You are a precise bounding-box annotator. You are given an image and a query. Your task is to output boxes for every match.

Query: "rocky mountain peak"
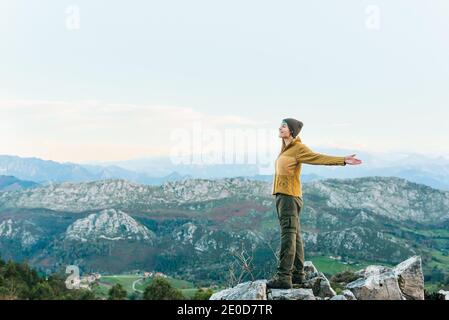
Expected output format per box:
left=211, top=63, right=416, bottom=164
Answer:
left=64, top=209, right=154, bottom=242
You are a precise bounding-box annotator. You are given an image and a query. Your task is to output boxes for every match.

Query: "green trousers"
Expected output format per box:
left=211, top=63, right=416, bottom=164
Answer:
left=275, top=193, right=305, bottom=280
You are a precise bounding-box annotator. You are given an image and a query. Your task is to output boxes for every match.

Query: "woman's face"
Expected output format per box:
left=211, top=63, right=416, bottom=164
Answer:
left=278, top=121, right=291, bottom=138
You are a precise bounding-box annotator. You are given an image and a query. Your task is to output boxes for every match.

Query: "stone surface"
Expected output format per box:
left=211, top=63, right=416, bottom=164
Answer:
left=438, top=290, right=449, bottom=300
left=342, top=289, right=357, bottom=300
left=300, top=261, right=336, bottom=298
left=346, top=256, right=425, bottom=300
left=209, top=280, right=267, bottom=300
left=267, top=288, right=315, bottom=300
left=304, top=261, right=319, bottom=275
left=302, top=272, right=336, bottom=298
left=355, top=265, right=391, bottom=278
left=392, top=256, right=424, bottom=300
left=330, top=295, right=347, bottom=300
left=346, top=271, right=404, bottom=300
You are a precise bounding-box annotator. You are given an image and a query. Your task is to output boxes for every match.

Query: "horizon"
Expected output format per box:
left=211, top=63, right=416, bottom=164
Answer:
left=1, top=146, right=449, bottom=167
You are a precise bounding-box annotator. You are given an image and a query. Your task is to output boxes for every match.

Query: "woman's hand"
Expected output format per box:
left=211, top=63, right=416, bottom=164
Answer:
left=344, top=154, right=362, bottom=165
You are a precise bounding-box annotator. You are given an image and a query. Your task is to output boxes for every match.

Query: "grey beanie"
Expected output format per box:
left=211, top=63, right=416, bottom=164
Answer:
left=282, top=118, right=303, bottom=138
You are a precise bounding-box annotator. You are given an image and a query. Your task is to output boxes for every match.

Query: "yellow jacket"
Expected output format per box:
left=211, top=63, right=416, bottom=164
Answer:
left=272, top=136, right=346, bottom=197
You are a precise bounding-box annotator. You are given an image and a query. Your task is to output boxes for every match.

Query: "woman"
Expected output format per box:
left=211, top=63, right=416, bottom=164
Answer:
left=267, top=118, right=362, bottom=289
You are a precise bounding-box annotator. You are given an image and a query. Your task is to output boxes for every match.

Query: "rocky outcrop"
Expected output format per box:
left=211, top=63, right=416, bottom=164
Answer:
left=0, top=177, right=271, bottom=212
left=393, top=256, right=425, bottom=300
left=64, top=209, right=155, bottom=243
left=346, top=270, right=403, bottom=300
left=209, top=280, right=268, bottom=300
left=268, top=288, right=315, bottom=300
left=210, top=256, right=425, bottom=300
left=210, top=261, right=335, bottom=300
left=345, top=256, right=424, bottom=300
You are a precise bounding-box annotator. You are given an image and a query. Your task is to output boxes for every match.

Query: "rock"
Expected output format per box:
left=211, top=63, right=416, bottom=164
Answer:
left=267, top=288, right=315, bottom=300
left=330, top=295, right=347, bottom=300
left=346, top=271, right=403, bottom=300
left=302, top=272, right=336, bottom=298
left=346, top=256, right=425, bottom=300
left=304, top=261, right=319, bottom=275
left=209, top=280, right=267, bottom=300
left=342, top=289, right=357, bottom=300
left=300, top=261, right=336, bottom=298
left=438, top=290, right=449, bottom=300
left=209, top=261, right=335, bottom=300
left=392, top=256, right=424, bottom=300
left=355, top=265, right=391, bottom=278
left=209, top=257, right=425, bottom=301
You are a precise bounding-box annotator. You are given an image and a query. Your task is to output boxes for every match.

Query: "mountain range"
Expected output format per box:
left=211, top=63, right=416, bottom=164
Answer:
left=0, top=175, right=39, bottom=191
left=0, top=175, right=448, bottom=287
left=1, top=151, right=449, bottom=191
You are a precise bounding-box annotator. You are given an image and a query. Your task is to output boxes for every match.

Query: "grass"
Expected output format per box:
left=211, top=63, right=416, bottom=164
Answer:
left=308, top=255, right=381, bottom=275
left=181, top=288, right=201, bottom=299
left=427, top=249, right=449, bottom=269
left=95, top=274, right=197, bottom=299
left=424, top=282, right=447, bottom=292
left=401, top=226, right=449, bottom=238
left=98, top=275, right=141, bottom=291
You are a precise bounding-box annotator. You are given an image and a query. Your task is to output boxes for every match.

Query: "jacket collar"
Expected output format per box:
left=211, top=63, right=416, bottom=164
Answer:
left=280, top=136, right=301, bottom=154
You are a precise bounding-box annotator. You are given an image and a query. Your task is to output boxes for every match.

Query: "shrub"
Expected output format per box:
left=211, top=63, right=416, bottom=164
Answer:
left=108, top=283, right=127, bottom=300
left=143, top=276, right=184, bottom=300
left=192, top=288, right=214, bottom=300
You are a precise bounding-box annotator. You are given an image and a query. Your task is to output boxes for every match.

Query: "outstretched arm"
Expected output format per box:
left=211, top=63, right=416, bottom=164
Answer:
left=296, top=144, right=362, bottom=166
left=296, top=143, right=346, bottom=166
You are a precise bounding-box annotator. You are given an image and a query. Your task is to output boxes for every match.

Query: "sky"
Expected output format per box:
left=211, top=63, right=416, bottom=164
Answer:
left=1, top=0, right=448, bottom=163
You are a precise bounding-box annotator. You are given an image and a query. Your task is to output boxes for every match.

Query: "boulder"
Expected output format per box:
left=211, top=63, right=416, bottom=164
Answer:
left=209, top=280, right=267, bottom=300
left=346, top=256, right=425, bottom=300
left=346, top=271, right=404, bottom=300
left=302, top=272, right=336, bottom=298
left=392, top=256, right=424, bottom=300
left=355, top=265, right=391, bottom=278
left=300, top=260, right=336, bottom=298
left=267, top=288, right=315, bottom=300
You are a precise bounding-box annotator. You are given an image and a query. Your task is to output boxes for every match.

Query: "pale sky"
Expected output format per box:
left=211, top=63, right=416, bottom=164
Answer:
left=1, top=1, right=448, bottom=162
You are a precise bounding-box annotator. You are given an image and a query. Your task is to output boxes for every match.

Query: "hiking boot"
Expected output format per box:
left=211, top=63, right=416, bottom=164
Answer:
left=292, top=274, right=305, bottom=286
left=266, top=276, right=292, bottom=289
